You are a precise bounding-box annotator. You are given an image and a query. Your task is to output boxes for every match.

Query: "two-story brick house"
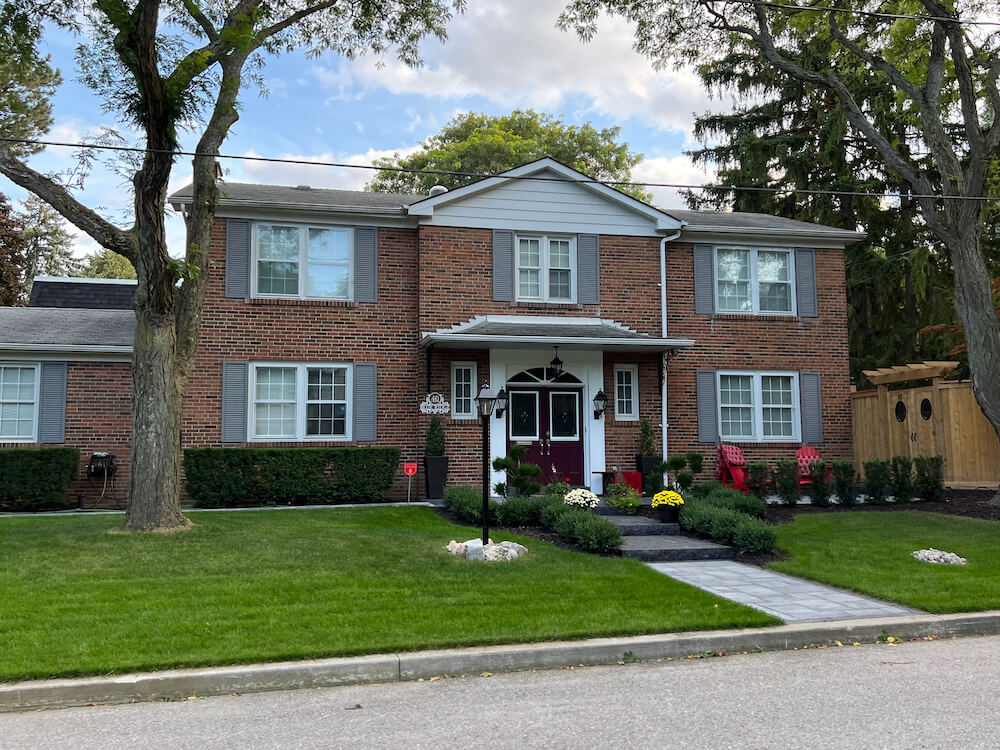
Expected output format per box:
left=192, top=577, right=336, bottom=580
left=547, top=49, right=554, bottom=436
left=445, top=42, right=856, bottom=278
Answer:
left=0, top=158, right=863, bottom=506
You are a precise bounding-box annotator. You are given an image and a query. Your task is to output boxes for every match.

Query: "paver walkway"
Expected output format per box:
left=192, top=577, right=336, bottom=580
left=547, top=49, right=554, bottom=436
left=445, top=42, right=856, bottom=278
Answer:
left=649, top=560, right=919, bottom=623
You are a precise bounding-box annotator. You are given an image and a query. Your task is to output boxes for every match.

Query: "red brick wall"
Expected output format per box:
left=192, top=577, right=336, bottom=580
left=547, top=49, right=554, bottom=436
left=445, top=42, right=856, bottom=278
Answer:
left=663, top=241, right=853, bottom=479
left=604, top=352, right=662, bottom=473
left=65, top=361, right=133, bottom=508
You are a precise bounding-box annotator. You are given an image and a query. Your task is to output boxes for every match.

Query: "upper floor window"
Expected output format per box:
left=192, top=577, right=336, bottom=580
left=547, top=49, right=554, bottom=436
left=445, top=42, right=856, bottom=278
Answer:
left=251, top=362, right=351, bottom=441
left=516, top=234, right=575, bottom=303
left=614, top=364, right=638, bottom=421
left=451, top=362, right=477, bottom=420
left=254, top=223, right=353, bottom=300
left=716, top=247, right=795, bottom=315
left=0, top=363, right=38, bottom=442
left=718, top=371, right=799, bottom=442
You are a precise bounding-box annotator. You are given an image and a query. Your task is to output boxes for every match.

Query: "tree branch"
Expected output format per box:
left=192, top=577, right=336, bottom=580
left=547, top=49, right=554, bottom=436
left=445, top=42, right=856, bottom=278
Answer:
left=180, top=0, right=219, bottom=41
left=0, top=147, right=137, bottom=261
left=253, top=0, right=341, bottom=45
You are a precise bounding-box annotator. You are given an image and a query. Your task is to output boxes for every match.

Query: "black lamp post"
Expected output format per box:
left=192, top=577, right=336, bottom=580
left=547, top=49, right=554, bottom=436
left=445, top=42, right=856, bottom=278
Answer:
left=475, top=385, right=507, bottom=545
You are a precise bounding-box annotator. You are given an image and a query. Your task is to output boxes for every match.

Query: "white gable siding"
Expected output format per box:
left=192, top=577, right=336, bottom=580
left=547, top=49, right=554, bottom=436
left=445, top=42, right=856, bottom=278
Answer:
left=419, top=172, right=661, bottom=236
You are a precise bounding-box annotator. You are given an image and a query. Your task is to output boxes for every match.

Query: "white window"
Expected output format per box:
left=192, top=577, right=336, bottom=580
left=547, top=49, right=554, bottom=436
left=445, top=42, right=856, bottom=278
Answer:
left=250, top=363, right=351, bottom=441
left=516, top=234, right=576, bottom=302
left=614, top=365, right=638, bottom=421
left=0, top=363, right=38, bottom=442
left=451, top=362, right=477, bottom=419
left=718, top=371, right=799, bottom=443
left=715, top=247, right=795, bottom=314
left=254, top=223, right=353, bottom=300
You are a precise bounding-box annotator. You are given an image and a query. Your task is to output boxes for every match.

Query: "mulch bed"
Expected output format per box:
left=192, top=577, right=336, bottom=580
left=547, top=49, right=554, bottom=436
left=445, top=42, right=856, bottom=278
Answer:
left=766, top=488, right=1000, bottom=525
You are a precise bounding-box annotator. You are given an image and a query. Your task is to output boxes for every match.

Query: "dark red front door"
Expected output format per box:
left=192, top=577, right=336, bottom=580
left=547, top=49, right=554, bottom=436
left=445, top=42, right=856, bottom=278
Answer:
left=507, top=388, right=584, bottom=485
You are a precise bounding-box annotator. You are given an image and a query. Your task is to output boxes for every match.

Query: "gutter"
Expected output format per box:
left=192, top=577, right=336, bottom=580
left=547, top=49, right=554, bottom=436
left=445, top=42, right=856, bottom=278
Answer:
left=418, top=333, right=695, bottom=350
left=660, top=229, right=681, bottom=470
left=0, top=343, right=134, bottom=355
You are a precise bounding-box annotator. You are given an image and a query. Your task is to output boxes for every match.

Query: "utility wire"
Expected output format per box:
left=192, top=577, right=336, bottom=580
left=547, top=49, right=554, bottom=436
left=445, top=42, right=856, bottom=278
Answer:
left=1, top=135, right=997, bottom=202
left=718, top=0, right=1000, bottom=26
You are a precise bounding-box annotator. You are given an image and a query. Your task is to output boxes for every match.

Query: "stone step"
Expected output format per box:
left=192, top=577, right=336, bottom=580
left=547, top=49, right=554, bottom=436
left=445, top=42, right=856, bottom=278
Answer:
left=620, top=535, right=734, bottom=562
left=605, top=515, right=679, bottom=536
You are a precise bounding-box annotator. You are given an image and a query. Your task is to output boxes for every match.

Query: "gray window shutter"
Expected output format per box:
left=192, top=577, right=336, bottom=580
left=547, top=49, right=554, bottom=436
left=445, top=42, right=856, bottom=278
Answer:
left=221, top=362, right=248, bottom=443
left=795, top=248, right=818, bottom=317
left=696, top=369, right=718, bottom=443
left=800, top=371, right=823, bottom=444
left=226, top=219, right=251, bottom=299
left=38, top=361, right=67, bottom=444
left=354, top=226, right=377, bottom=303
left=577, top=233, right=600, bottom=304
left=353, top=363, right=377, bottom=442
left=693, top=243, right=715, bottom=315
left=493, top=229, right=514, bottom=302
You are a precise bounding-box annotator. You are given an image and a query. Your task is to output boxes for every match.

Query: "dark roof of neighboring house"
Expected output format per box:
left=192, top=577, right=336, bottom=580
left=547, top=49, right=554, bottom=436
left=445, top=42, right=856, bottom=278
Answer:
left=169, top=182, right=423, bottom=211
left=0, top=307, right=135, bottom=349
left=29, top=277, right=136, bottom=309
left=663, top=209, right=857, bottom=236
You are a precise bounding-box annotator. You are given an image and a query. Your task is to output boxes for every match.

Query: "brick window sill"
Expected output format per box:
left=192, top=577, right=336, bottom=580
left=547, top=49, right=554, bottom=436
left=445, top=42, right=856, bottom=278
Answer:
left=249, top=298, right=358, bottom=309
left=710, top=313, right=801, bottom=322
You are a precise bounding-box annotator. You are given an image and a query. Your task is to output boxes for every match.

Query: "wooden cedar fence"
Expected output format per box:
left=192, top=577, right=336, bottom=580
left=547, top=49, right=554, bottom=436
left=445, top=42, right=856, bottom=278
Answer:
left=851, top=361, right=1000, bottom=488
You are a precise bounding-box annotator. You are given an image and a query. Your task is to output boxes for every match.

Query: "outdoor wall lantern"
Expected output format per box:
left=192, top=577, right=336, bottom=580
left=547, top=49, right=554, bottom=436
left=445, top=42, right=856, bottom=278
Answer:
left=593, top=389, right=608, bottom=420
left=549, top=346, right=564, bottom=378
left=475, top=385, right=502, bottom=545
left=494, top=387, right=508, bottom=419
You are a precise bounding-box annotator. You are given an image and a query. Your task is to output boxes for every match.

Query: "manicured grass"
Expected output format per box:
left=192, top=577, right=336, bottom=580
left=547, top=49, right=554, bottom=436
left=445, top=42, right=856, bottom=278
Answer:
left=772, top=511, right=1000, bottom=612
left=0, top=507, right=776, bottom=681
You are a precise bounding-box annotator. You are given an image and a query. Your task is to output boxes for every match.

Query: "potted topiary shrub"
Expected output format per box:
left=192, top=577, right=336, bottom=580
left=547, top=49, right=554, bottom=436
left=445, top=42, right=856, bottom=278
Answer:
left=423, top=416, right=448, bottom=500
left=636, top=418, right=662, bottom=495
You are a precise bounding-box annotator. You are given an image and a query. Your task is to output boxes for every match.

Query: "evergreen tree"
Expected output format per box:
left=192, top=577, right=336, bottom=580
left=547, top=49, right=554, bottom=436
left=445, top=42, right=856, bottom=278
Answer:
left=0, top=194, right=26, bottom=305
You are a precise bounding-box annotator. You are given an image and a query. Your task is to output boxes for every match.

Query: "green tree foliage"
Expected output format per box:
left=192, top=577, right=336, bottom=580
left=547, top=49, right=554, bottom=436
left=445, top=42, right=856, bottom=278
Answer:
left=75, top=248, right=136, bottom=280
left=367, top=109, right=650, bottom=200
left=17, top=196, right=75, bottom=292
left=0, top=194, right=26, bottom=305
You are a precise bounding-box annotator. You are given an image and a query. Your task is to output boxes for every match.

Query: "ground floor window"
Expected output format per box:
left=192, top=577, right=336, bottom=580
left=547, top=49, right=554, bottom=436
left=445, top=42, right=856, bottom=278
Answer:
left=613, top=364, right=638, bottom=420
left=718, top=371, right=799, bottom=442
left=0, top=363, right=38, bottom=441
left=451, top=362, right=477, bottom=419
left=251, top=363, right=350, bottom=440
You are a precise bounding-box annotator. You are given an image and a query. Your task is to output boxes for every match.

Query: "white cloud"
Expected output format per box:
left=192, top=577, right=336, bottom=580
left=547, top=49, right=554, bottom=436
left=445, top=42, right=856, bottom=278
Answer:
left=633, top=155, right=717, bottom=210
left=227, top=145, right=422, bottom=190
left=311, top=0, right=725, bottom=136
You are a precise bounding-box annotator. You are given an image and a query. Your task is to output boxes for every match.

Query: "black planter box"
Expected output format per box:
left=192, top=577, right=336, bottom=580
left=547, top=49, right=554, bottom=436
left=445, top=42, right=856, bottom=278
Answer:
left=636, top=455, right=663, bottom=496
left=424, top=456, right=449, bottom=500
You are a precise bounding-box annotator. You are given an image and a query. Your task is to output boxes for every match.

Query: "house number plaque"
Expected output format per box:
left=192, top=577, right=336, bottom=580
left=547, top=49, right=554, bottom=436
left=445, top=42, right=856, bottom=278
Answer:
left=419, top=392, right=451, bottom=415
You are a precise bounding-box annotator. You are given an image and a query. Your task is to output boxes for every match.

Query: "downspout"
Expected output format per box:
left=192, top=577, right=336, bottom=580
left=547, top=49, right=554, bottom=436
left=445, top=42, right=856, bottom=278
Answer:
left=660, top=230, right=680, bottom=469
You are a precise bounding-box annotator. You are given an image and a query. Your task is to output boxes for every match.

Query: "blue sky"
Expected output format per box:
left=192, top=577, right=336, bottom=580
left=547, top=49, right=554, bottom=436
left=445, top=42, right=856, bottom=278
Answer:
left=10, top=0, right=726, bottom=258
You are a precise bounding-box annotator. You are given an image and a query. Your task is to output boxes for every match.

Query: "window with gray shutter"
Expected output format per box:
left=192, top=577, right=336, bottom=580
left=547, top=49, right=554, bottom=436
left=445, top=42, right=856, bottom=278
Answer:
left=493, top=229, right=514, bottom=302
left=221, top=362, right=248, bottom=443
left=577, top=233, right=600, bottom=304
left=799, top=371, right=823, bottom=444
left=225, top=219, right=251, bottom=298
left=696, top=369, right=718, bottom=443
left=693, top=243, right=714, bottom=314
left=795, top=248, right=818, bottom=317
left=38, top=361, right=67, bottom=444
left=354, top=226, right=377, bottom=303
left=353, top=363, right=377, bottom=442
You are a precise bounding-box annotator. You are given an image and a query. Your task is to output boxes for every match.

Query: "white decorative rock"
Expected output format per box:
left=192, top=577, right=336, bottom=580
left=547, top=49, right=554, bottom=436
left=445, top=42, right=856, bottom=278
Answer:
left=500, top=541, right=528, bottom=556
left=912, top=548, right=967, bottom=565
left=464, top=538, right=484, bottom=561
left=446, top=540, right=466, bottom=557
left=484, top=544, right=514, bottom=562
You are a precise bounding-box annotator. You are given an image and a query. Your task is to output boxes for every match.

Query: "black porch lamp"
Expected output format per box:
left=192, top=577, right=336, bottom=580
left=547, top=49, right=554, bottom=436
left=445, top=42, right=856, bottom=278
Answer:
left=549, top=346, right=564, bottom=378
left=475, top=385, right=503, bottom=545
left=593, top=389, right=608, bottom=420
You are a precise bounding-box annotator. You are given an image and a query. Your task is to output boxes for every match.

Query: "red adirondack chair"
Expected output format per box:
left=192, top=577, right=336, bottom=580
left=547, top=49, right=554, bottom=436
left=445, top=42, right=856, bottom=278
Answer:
left=715, top=444, right=749, bottom=494
left=796, top=445, right=831, bottom=490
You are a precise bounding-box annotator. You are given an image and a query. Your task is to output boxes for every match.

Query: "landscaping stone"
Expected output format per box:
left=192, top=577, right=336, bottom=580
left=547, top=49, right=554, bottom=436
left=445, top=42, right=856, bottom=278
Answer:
left=913, top=548, right=967, bottom=565
left=445, top=539, right=527, bottom=563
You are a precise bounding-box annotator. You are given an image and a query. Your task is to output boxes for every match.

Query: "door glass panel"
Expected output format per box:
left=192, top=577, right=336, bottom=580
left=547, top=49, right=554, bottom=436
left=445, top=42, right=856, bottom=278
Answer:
left=508, top=392, right=538, bottom=439
left=550, top=392, right=578, bottom=440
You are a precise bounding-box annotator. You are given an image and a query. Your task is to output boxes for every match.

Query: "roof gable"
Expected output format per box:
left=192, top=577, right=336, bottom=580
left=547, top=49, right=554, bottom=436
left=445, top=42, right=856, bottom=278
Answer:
left=407, top=158, right=683, bottom=236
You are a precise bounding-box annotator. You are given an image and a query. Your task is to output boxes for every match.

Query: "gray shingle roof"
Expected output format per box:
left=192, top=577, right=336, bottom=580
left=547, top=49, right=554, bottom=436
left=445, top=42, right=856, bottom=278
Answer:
left=0, top=307, right=135, bottom=348
left=665, top=208, right=855, bottom=235
left=460, top=319, right=642, bottom=339
left=29, top=279, right=136, bottom=309
left=169, top=182, right=423, bottom=211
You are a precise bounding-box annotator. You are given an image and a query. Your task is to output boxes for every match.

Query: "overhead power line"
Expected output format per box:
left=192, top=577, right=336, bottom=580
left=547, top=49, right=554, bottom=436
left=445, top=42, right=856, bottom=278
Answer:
left=720, top=0, right=1000, bottom=26
left=1, top=136, right=997, bottom=202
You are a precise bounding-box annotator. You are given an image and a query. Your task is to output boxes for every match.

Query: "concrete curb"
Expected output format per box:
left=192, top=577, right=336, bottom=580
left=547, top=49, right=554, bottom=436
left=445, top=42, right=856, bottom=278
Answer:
left=4, top=610, right=1000, bottom=712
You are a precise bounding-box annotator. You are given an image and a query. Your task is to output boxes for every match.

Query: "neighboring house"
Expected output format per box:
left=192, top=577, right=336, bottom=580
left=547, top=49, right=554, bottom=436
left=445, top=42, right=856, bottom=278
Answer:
left=0, top=158, right=863, bottom=507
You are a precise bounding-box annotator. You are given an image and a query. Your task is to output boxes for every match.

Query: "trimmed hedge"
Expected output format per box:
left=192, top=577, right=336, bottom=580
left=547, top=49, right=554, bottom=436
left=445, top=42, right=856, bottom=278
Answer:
left=443, top=486, right=498, bottom=526
left=0, top=447, right=79, bottom=511
left=698, top=487, right=768, bottom=520
left=551, top=507, right=623, bottom=553
left=679, top=499, right=777, bottom=554
left=184, top=447, right=401, bottom=507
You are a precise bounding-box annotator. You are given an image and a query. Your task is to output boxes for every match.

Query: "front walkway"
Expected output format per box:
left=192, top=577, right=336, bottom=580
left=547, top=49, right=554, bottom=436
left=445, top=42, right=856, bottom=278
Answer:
left=649, top=561, right=918, bottom=623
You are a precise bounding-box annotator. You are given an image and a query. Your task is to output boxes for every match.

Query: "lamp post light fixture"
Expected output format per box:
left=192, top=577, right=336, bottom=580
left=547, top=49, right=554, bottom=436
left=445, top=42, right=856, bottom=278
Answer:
left=549, top=346, right=564, bottom=378
left=593, top=389, right=608, bottom=420
left=475, top=385, right=504, bottom=545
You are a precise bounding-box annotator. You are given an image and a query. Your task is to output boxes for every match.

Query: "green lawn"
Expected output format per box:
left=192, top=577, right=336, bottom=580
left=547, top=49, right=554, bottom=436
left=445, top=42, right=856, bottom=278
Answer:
left=772, top=511, right=1000, bottom=612
left=0, top=507, right=775, bottom=681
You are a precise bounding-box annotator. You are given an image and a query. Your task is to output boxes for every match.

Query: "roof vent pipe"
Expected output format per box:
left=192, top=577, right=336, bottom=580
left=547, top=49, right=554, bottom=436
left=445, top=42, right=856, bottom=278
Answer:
left=429, top=185, right=449, bottom=197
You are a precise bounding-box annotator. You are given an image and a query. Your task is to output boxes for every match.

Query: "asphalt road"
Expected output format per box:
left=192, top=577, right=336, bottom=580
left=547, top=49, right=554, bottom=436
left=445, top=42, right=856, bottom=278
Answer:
left=3, top=635, right=999, bottom=749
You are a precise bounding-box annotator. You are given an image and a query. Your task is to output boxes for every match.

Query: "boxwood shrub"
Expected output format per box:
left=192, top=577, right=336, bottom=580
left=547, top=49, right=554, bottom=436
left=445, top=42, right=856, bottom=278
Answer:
left=552, top=507, right=623, bottom=553
left=443, top=486, right=499, bottom=526
left=679, top=499, right=777, bottom=554
left=0, top=447, right=79, bottom=511
left=699, top=487, right=768, bottom=520
left=184, top=447, right=400, bottom=507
